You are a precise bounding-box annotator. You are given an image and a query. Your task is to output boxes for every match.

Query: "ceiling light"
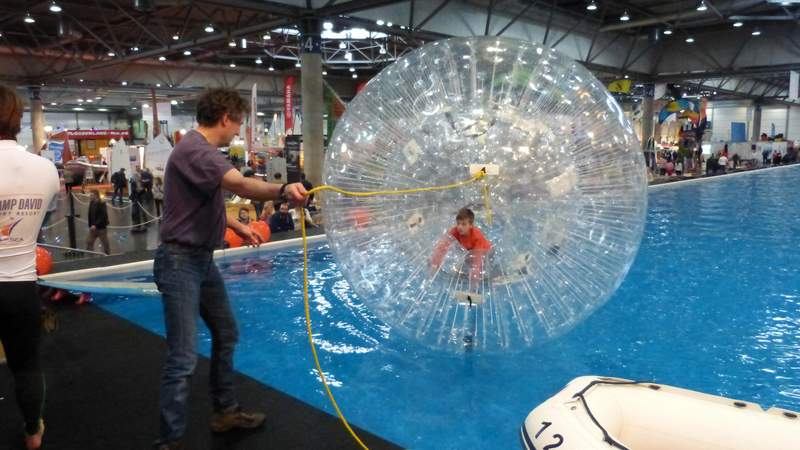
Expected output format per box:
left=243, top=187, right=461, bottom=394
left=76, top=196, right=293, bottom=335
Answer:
left=663, top=28, right=673, bottom=35
left=241, top=38, right=247, bottom=48
left=108, top=51, right=116, bottom=57
left=345, top=51, right=352, bottom=60
left=623, top=75, right=628, bottom=79
left=256, top=112, right=265, bottom=116
left=387, top=22, right=393, bottom=27
left=156, top=83, right=161, bottom=87
left=255, top=57, right=263, bottom=64
left=586, top=0, right=598, bottom=10
left=697, top=1, right=707, bottom=11
left=620, top=11, right=630, bottom=21
left=98, top=108, right=108, bottom=112
left=295, top=62, right=301, bottom=68
left=172, top=34, right=179, bottom=41
left=339, top=41, right=347, bottom=49
left=268, top=65, right=275, bottom=71
left=262, top=33, right=271, bottom=40
left=49, top=1, right=62, bottom=13
left=228, top=40, right=236, bottom=47
left=131, top=106, right=137, bottom=110
left=142, top=103, right=150, bottom=108
left=713, top=91, right=717, bottom=95
left=685, top=36, right=695, bottom=43
left=400, top=25, right=406, bottom=29
left=752, top=29, right=761, bottom=36
left=132, top=46, right=139, bottom=51
left=322, top=70, right=327, bottom=75
left=229, top=62, right=236, bottom=68
left=50, top=102, right=57, bottom=106
left=86, top=99, right=93, bottom=103
left=77, top=98, right=83, bottom=103
left=205, top=24, right=214, bottom=33
left=183, top=50, right=191, bottom=56
left=158, top=56, right=166, bottom=61
left=323, top=21, right=333, bottom=31
left=733, top=21, right=743, bottom=27
left=170, top=100, right=178, bottom=105
left=121, top=81, right=127, bottom=85
left=95, top=96, right=101, bottom=100
left=79, top=78, right=84, bottom=82
left=349, top=66, right=355, bottom=72
left=379, top=46, right=387, bottom=55
left=376, top=19, right=385, bottom=26
left=24, top=13, right=35, bottom=24
left=352, top=73, right=357, bottom=78
left=73, top=107, right=83, bottom=111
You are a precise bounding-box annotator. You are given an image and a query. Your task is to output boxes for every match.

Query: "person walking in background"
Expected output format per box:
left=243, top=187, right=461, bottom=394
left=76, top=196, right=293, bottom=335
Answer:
left=86, top=190, right=110, bottom=255
left=110, top=167, right=126, bottom=205
left=141, top=167, right=154, bottom=202
left=153, top=88, right=307, bottom=450
left=153, top=177, right=164, bottom=218
left=0, top=84, right=60, bottom=450
left=130, top=175, right=145, bottom=232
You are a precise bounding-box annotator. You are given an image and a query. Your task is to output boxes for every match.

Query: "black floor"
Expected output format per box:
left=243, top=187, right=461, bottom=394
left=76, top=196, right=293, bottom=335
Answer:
left=0, top=301, right=401, bottom=450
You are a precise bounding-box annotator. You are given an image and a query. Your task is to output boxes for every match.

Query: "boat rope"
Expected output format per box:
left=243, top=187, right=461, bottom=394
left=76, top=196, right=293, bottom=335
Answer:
left=571, top=378, right=647, bottom=450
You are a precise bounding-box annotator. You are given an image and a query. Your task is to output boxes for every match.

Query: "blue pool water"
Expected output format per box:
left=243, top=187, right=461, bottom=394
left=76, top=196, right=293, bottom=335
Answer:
left=91, top=167, right=800, bottom=449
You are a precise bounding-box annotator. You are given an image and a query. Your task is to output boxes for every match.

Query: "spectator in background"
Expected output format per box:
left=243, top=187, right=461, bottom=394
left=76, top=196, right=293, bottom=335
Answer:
left=86, top=190, right=110, bottom=255
left=763, top=148, right=771, bottom=166
left=237, top=207, right=251, bottom=226
left=130, top=175, right=145, bottom=232
left=141, top=167, right=154, bottom=202
left=110, top=167, right=126, bottom=205
left=706, top=153, right=718, bottom=175
left=269, top=202, right=295, bottom=233
left=258, top=201, right=275, bottom=222
left=773, top=151, right=782, bottom=166
left=717, top=152, right=728, bottom=174
left=760, top=133, right=769, bottom=141
left=732, top=153, right=741, bottom=169
left=153, top=177, right=164, bottom=217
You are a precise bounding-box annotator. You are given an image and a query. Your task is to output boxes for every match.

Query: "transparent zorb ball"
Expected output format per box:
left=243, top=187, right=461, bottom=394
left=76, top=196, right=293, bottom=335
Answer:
left=321, top=37, right=647, bottom=353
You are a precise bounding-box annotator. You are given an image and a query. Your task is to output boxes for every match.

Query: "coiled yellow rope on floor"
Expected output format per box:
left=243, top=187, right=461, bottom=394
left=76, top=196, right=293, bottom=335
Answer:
left=300, top=169, right=488, bottom=450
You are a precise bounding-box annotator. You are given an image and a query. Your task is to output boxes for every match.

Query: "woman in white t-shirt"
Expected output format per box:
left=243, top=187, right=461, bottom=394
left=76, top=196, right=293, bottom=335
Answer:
left=0, top=85, right=60, bottom=450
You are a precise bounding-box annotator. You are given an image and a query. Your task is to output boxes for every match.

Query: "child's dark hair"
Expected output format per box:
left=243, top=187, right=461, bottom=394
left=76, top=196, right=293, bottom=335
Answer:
left=456, top=208, right=474, bottom=223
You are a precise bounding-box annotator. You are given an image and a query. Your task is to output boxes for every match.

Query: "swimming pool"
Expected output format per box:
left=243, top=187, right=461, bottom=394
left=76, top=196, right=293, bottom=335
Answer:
left=86, top=166, right=800, bottom=449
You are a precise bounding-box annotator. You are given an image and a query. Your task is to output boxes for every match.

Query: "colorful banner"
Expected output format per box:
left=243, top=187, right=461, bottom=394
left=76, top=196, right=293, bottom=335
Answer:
left=657, top=98, right=708, bottom=124
left=145, top=134, right=173, bottom=178
left=607, top=79, right=632, bottom=94
left=324, top=82, right=347, bottom=140
left=284, top=76, right=295, bottom=134
left=65, top=129, right=130, bottom=140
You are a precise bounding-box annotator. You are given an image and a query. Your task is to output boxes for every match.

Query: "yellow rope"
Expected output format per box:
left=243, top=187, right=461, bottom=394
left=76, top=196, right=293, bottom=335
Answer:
left=300, top=169, right=487, bottom=450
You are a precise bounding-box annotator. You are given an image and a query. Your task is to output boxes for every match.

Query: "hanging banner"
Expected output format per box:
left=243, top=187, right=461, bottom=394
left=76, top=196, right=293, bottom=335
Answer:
left=109, top=139, right=131, bottom=175
left=284, top=76, right=295, bottom=134
left=284, top=135, right=301, bottom=183
left=145, top=133, right=173, bottom=178
left=607, top=79, right=632, bottom=94
left=65, top=129, right=130, bottom=140
left=789, top=71, right=799, bottom=101
left=247, top=83, right=257, bottom=163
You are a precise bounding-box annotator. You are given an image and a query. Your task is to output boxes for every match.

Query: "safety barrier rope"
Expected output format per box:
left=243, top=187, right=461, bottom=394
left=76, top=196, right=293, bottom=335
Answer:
left=300, top=169, right=488, bottom=450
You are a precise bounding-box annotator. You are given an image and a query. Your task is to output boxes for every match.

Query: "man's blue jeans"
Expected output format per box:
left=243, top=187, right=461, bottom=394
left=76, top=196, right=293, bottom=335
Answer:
left=153, top=243, right=239, bottom=443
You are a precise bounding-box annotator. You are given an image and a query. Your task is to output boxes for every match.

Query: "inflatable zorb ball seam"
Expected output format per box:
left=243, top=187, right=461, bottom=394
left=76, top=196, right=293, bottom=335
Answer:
left=322, top=37, right=647, bottom=353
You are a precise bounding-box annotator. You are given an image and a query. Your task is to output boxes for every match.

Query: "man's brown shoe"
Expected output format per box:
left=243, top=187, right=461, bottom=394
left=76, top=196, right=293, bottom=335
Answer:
left=210, top=406, right=266, bottom=433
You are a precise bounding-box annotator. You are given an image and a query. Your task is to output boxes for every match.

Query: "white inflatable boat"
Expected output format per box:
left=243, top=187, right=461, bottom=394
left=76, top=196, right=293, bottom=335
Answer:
left=521, top=376, right=800, bottom=450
